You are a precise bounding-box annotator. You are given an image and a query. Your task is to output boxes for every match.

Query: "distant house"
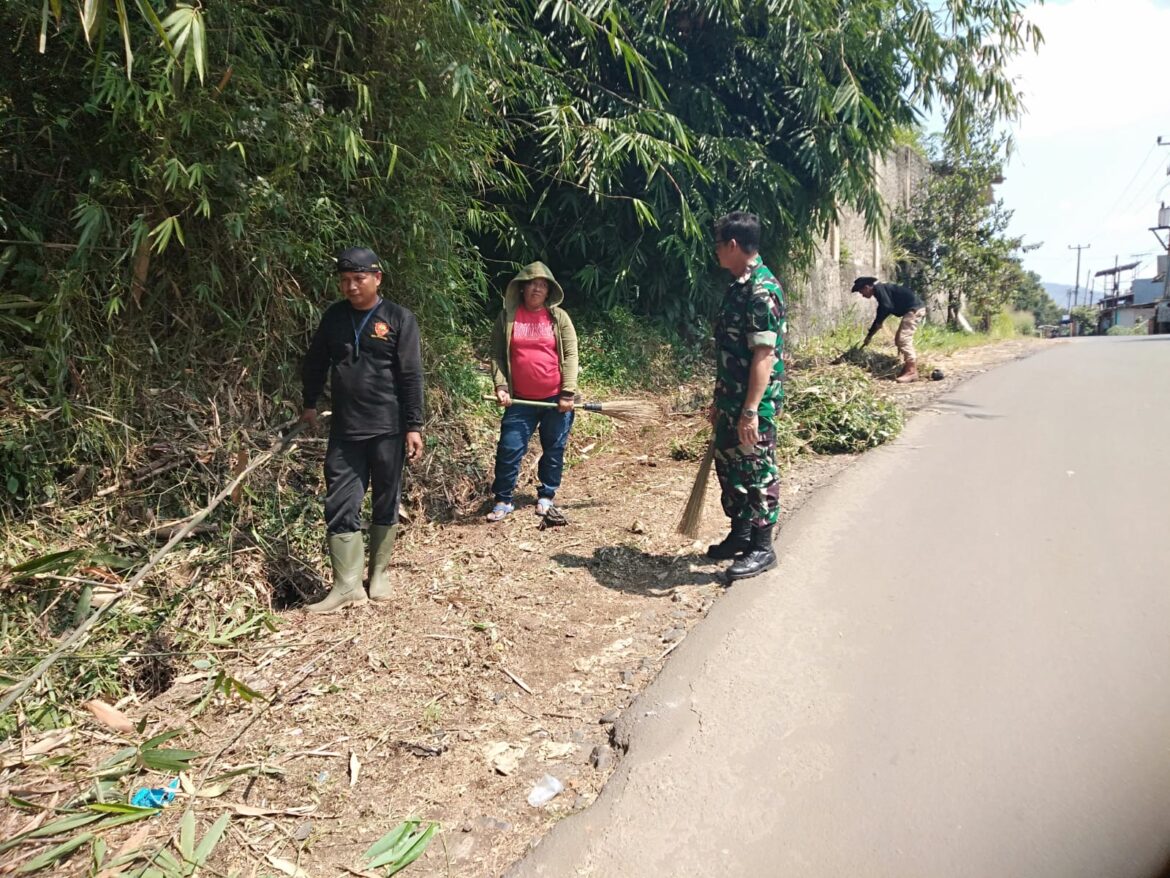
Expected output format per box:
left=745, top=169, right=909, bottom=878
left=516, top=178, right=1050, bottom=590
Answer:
left=1095, top=286, right=1151, bottom=332
left=1095, top=261, right=1154, bottom=333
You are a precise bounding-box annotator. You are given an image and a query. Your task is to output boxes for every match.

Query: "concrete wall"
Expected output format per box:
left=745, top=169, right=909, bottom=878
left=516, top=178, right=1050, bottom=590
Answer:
left=1101, top=305, right=1154, bottom=331
left=784, top=146, right=932, bottom=339
left=1131, top=278, right=1162, bottom=306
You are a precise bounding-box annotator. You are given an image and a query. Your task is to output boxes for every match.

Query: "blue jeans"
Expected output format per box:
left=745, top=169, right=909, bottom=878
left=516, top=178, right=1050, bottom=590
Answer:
left=491, top=397, right=575, bottom=504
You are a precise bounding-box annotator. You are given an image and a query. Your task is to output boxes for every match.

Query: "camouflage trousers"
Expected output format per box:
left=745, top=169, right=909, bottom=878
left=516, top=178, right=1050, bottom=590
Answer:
left=713, top=409, right=780, bottom=527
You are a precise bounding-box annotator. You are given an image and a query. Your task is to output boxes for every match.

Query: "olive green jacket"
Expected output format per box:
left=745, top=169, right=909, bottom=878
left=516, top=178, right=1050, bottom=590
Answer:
left=490, top=262, right=579, bottom=397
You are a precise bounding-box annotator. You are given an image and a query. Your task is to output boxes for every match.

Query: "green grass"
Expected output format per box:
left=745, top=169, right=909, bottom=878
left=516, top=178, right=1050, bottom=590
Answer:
left=913, top=322, right=991, bottom=353
left=1004, top=309, right=1036, bottom=338
left=1106, top=323, right=1148, bottom=336
left=789, top=318, right=999, bottom=372
left=574, top=306, right=706, bottom=394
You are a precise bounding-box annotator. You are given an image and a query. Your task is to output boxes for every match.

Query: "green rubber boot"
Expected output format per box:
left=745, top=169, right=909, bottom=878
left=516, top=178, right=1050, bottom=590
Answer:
left=305, top=532, right=368, bottom=614
left=367, top=524, right=398, bottom=602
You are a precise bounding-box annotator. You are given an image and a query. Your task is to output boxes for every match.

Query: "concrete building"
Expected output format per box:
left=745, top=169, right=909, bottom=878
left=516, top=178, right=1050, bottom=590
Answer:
left=1098, top=299, right=1154, bottom=332
left=1094, top=220, right=1168, bottom=332
left=1131, top=278, right=1163, bottom=305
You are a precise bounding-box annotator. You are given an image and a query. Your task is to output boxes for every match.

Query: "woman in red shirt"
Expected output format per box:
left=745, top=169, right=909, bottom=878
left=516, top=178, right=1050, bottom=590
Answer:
left=487, top=262, right=579, bottom=521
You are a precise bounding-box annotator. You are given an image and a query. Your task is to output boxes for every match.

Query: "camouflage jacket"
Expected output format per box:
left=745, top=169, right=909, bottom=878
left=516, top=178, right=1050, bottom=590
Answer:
left=713, top=254, right=786, bottom=417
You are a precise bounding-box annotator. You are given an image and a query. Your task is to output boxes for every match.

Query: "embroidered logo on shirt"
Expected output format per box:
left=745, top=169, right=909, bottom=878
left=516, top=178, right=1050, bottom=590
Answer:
left=372, top=321, right=390, bottom=339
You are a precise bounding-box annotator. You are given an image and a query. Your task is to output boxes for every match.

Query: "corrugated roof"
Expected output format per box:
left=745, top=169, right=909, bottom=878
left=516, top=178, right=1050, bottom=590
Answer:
left=1094, top=262, right=1141, bottom=277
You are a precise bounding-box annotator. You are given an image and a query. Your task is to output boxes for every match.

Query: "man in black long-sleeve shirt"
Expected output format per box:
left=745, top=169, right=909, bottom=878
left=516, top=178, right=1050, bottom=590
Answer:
left=300, top=247, right=425, bottom=613
left=852, top=276, right=926, bottom=383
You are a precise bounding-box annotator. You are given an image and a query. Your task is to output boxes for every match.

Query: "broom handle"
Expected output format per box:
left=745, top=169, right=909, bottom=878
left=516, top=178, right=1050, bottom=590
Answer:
left=481, top=395, right=599, bottom=413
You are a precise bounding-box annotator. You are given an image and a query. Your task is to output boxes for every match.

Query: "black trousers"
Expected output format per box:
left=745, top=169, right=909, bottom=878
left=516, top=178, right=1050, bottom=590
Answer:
left=323, top=433, right=405, bottom=535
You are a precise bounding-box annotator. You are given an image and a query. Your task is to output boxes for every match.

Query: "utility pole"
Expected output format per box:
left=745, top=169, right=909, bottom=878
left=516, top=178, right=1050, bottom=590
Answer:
left=1069, top=243, right=1090, bottom=309
left=1084, top=269, right=1093, bottom=307
left=1158, top=138, right=1170, bottom=300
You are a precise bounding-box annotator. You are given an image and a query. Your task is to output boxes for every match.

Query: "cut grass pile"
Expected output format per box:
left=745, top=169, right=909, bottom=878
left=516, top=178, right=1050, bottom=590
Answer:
left=783, top=366, right=903, bottom=455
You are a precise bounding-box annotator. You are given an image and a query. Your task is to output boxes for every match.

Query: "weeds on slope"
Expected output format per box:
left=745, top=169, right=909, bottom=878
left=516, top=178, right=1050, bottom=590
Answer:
left=0, top=310, right=700, bottom=737
left=671, top=324, right=907, bottom=463
left=0, top=309, right=700, bottom=875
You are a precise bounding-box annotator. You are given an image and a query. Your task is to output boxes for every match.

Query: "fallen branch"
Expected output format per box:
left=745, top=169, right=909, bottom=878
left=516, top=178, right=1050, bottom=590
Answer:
left=95, top=456, right=186, bottom=499
left=128, top=638, right=348, bottom=878
left=194, top=636, right=350, bottom=790
left=0, top=421, right=308, bottom=718
left=500, top=667, right=534, bottom=695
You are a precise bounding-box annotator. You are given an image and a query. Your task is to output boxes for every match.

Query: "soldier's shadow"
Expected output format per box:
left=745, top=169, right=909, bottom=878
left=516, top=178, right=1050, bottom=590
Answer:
left=552, top=546, right=720, bottom=596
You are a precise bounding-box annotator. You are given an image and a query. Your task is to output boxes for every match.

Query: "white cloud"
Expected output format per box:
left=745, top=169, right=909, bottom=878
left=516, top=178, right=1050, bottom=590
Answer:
left=1011, top=0, right=1170, bottom=141
left=999, top=0, right=1170, bottom=283
left=1102, top=207, right=1157, bottom=235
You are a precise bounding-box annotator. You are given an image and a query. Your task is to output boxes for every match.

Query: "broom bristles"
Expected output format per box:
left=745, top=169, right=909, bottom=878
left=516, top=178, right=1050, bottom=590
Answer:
left=677, top=440, right=715, bottom=538
left=595, top=399, right=662, bottom=426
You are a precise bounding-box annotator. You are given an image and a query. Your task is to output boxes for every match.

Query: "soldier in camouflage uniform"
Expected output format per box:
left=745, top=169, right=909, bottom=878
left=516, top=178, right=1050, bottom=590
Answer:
left=707, top=212, right=786, bottom=581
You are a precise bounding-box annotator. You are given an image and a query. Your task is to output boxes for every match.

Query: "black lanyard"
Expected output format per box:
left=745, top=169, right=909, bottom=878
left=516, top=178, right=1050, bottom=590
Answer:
left=349, top=299, right=382, bottom=355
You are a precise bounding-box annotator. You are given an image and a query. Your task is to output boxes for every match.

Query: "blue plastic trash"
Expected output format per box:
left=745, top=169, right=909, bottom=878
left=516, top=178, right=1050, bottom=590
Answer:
left=129, top=776, right=180, bottom=808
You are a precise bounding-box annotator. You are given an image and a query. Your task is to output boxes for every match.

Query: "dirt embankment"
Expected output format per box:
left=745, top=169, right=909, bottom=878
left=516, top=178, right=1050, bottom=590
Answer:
left=1, top=338, right=1042, bottom=877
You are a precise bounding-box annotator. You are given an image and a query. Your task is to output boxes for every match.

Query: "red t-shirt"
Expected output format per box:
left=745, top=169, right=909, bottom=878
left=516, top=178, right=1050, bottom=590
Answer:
left=510, top=307, right=561, bottom=399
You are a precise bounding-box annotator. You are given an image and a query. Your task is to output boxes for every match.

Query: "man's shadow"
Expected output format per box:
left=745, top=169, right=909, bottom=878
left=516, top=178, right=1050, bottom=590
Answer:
left=262, top=545, right=323, bottom=610
left=552, top=545, right=721, bottom=595
left=834, top=346, right=902, bottom=379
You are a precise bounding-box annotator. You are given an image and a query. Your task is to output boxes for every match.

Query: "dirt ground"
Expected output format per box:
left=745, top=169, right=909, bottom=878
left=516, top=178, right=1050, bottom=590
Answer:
left=1, top=338, right=1044, bottom=878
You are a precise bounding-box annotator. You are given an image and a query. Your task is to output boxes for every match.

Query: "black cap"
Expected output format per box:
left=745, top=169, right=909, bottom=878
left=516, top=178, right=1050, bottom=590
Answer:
left=851, top=276, right=877, bottom=292
left=335, top=247, right=383, bottom=273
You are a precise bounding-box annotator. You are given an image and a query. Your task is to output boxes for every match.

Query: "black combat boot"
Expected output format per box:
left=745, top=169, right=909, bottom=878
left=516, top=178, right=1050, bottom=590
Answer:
left=726, top=524, right=777, bottom=582
left=706, top=518, right=752, bottom=560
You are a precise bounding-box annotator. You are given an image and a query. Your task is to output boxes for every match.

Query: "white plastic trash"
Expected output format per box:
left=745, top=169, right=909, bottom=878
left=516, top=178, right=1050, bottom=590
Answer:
left=527, top=774, right=564, bottom=807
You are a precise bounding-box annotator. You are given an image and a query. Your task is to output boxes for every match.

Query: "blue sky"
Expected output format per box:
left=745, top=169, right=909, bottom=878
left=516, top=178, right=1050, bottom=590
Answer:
left=990, top=0, right=1170, bottom=296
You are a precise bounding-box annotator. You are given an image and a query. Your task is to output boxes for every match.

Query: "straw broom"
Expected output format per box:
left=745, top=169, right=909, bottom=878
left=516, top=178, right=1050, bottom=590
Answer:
left=676, top=440, right=715, bottom=538
left=481, top=396, right=662, bottom=426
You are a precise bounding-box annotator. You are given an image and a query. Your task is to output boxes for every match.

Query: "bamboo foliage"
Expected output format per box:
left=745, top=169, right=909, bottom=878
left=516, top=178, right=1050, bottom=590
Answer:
left=0, top=0, right=1041, bottom=514
left=462, top=0, right=1043, bottom=322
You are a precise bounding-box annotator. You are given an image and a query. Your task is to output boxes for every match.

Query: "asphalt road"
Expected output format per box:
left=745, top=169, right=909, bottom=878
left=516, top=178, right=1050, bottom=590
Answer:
left=512, top=337, right=1170, bottom=878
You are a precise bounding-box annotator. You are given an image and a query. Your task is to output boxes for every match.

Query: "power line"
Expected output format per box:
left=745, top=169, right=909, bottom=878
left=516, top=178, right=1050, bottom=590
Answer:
left=1089, top=139, right=1169, bottom=257
left=1102, top=141, right=1161, bottom=221
left=1114, top=160, right=1168, bottom=220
